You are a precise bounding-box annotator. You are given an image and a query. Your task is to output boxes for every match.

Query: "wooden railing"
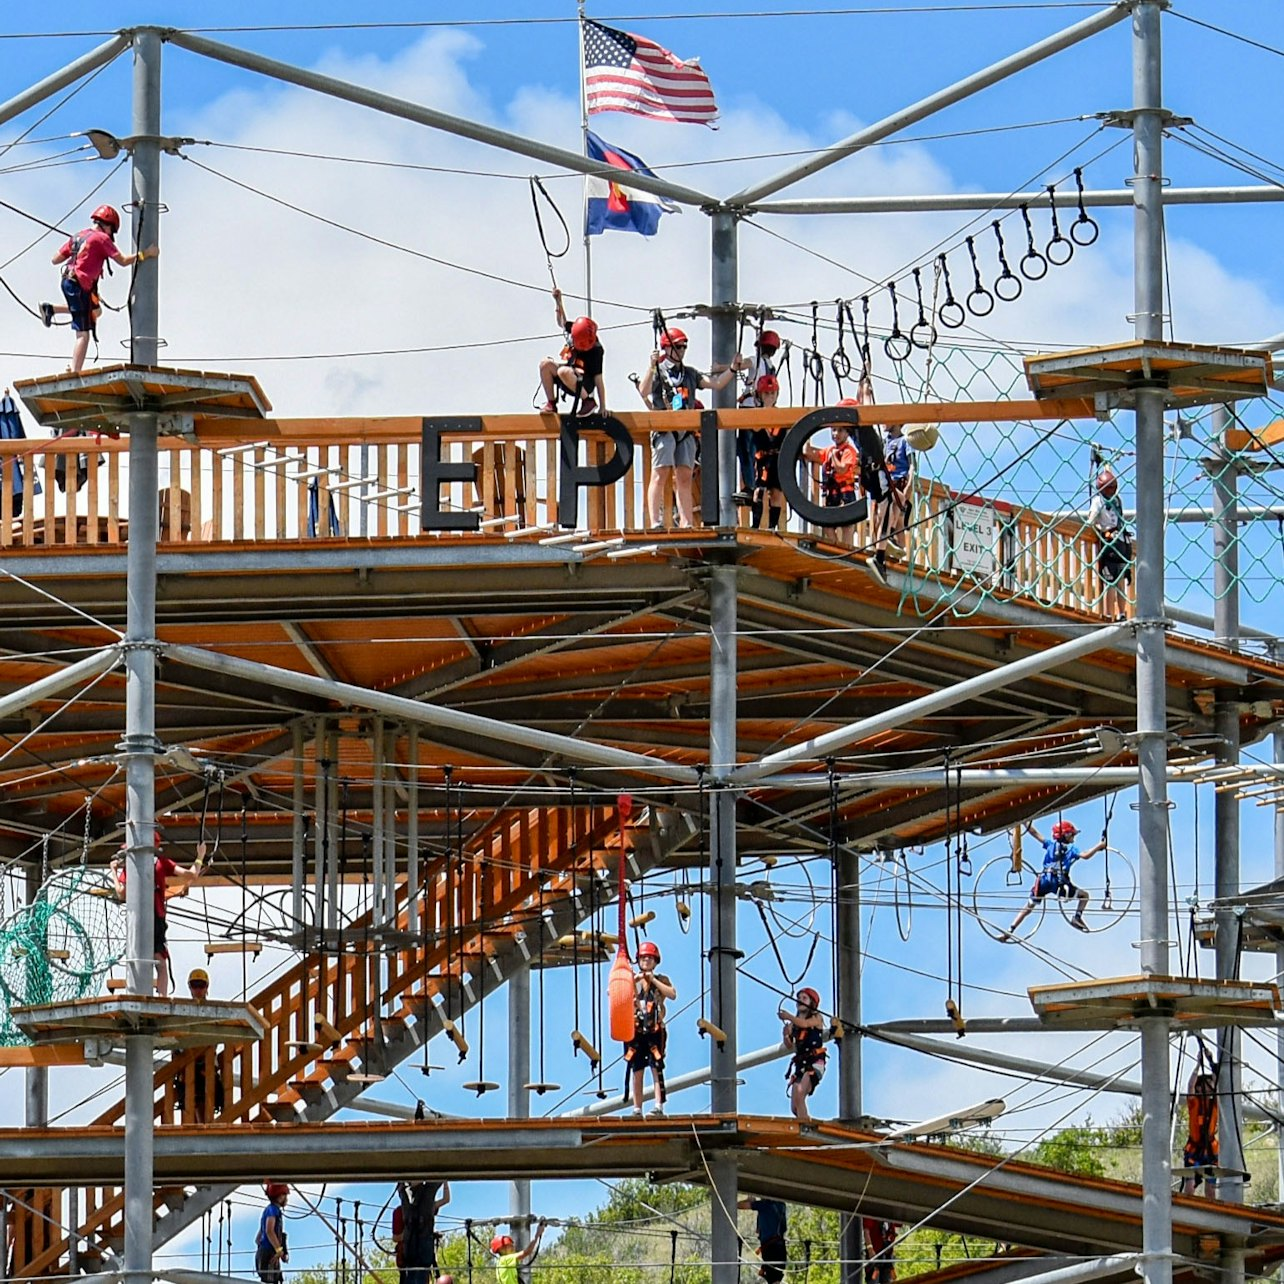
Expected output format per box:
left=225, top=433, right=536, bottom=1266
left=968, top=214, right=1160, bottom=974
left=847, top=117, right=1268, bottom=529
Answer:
left=9, top=802, right=631, bottom=1280
left=0, top=428, right=1114, bottom=616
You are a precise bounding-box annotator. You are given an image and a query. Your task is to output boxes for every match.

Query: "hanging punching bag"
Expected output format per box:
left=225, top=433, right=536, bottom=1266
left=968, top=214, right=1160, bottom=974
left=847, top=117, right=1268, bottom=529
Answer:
left=608, top=793, right=636, bottom=1043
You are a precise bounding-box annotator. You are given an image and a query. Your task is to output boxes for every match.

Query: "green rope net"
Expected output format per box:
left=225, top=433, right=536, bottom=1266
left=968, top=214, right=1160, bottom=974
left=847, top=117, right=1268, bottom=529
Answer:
left=0, top=867, right=126, bottom=1045
left=848, top=340, right=1282, bottom=638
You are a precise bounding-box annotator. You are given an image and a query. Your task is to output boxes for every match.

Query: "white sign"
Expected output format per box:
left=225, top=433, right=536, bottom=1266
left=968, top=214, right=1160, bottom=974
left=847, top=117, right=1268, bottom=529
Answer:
left=951, top=500, right=996, bottom=577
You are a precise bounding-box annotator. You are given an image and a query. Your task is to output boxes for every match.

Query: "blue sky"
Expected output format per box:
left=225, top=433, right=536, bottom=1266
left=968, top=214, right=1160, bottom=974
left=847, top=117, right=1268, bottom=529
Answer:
left=1, top=0, right=1283, bottom=1271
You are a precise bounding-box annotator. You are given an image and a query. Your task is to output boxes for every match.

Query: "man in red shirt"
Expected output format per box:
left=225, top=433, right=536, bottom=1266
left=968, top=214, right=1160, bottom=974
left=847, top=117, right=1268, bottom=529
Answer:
left=110, top=829, right=204, bottom=997
left=40, top=204, right=156, bottom=373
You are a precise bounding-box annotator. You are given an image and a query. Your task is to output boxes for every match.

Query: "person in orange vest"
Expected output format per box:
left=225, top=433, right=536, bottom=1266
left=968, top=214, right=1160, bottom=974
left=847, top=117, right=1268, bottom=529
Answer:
left=538, top=288, right=605, bottom=417
left=622, top=940, right=676, bottom=1118
left=803, top=408, right=862, bottom=548
left=779, top=987, right=828, bottom=1122
left=1180, top=1062, right=1219, bottom=1198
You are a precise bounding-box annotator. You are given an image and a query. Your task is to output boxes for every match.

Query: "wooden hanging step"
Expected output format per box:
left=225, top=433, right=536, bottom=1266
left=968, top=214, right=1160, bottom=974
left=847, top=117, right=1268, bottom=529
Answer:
left=205, top=941, right=263, bottom=959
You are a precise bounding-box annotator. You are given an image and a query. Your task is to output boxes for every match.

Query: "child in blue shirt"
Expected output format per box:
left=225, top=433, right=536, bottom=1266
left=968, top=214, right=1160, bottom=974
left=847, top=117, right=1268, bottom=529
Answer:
left=1002, top=819, right=1106, bottom=939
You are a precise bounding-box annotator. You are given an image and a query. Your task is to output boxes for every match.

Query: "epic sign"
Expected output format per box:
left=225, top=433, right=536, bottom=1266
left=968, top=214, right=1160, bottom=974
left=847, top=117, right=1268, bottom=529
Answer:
left=420, top=406, right=885, bottom=532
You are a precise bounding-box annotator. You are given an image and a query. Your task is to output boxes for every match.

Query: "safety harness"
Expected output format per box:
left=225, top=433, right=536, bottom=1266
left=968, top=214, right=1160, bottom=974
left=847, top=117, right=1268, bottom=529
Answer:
left=621, top=974, right=668, bottom=1103
left=785, top=1020, right=826, bottom=1087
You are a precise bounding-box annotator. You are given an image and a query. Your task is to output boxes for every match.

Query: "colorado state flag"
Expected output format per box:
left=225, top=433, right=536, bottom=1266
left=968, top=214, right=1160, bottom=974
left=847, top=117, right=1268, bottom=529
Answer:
left=585, top=130, right=678, bottom=237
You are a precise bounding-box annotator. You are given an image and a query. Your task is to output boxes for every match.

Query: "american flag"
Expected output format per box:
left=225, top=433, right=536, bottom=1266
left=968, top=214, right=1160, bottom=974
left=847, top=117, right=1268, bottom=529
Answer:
left=583, top=19, right=719, bottom=127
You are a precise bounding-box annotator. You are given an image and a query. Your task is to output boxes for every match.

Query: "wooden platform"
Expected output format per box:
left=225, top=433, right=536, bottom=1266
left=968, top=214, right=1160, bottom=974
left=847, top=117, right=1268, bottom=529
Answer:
left=1028, top=974, right=1281, bottom=1030
left=1024, top=341, right=1273, bottom=409
left=13, top=365, right=271, bottom=435
left=11, top=995, right=267, bottom=1048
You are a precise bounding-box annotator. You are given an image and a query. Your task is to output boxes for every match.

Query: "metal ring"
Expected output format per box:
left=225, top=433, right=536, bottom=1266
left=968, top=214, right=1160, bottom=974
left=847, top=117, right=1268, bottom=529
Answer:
left=1071, top=215, right=1100, bottom=246
left=965, top=287, right=995, bottom=318
left=883, top=331, right=913, bottom=362
left=994, top=272, right=1022, bottom=303
left=909, top=321, right=937, bottom=350
left=938, top=300, right=966, bottom=330
left=831, top=350, right=852, bottom=380
left=1019, top=250, right=1048, bottom=281
left=1046, top=234, right=1074, bottom=267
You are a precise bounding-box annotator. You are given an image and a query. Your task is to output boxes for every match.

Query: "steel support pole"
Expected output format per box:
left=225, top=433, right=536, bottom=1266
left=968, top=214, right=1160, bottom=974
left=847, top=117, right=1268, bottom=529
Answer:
left=1275, top=722, right=1284, bottom=1207
left=837, top=846, right=862, bottom=1284
left=711, top=209, right=739, bottom=528
left=508, top=964, right=532, bottom=1248
left=123, top=30, right=163, bottom=1284
left=1130, top=7, right=1171, bottom=1284
left=708, top=562, right=739, bottom=1284
left=24, top=861, right=48, bottom=1134
left=407, top=726, right=420, bottom=935
left=1211, top=407, right=1240, bottom=650
left=291, top=722, right=305, bottom=931
left=0, top=36, right=129, bottom=130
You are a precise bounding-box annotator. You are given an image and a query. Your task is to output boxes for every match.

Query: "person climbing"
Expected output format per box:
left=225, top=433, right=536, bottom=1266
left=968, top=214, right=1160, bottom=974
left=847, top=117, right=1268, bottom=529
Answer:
left=737, top=1198, right=788, bottom=1284
left=622, top=939, right=676, bottom=1117
left=41, top=204, right=156, bottom=373
left=802, top=405, right=863, bottom=548
left=749, top=374, right=786, bottom=532
left=110, top=829, right=206, bottom=997
left=872, top=419, right=911, bottom=581
left=173, top=968, right=224, bottom=1122
left=638, top=328, right=747, bottom=530
left=490, top=1218, right=546, bottom=1284
left=538, top=288, right=605, bottom=417
left=1001, top=819, right=1106, bottom=940
left=255, top=1183, right=289, bottom=1284
left=862, top=1218, right=898, bottom=1284
left=1087, top=466, right=1132, bottom=621
left=393, top=1181, right=451, bottom=1284
left=780, top=986, right=827, bottom=1122
left=736, top=328, right=781, bottom=503
left=1180, top=1060, right=1219, bottom=1198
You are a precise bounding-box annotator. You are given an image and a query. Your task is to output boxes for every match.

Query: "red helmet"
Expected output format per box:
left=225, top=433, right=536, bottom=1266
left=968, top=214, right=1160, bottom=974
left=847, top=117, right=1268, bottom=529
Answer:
left=569, top=316, right=598, bottom=352
left=1051, top=820, right=1078, bottom=842
left=91, top=204, right=120, bottom=234
left=637, top=940, right=661, bottom=963
left=796, top=987, right=821, bottom=1010
left=265, top=1182, right=289, bottom=1201
left=491, top=1235, right=514, bottom=1255
left=660, top=328, right=688, bottom=351
left=756, top=374, right=779, bottom=396
left=1096, top=467, right=1118, bottom=498
left=837, top=397, right=861, bottom=408
left=757, top=329, right=781, bottom=352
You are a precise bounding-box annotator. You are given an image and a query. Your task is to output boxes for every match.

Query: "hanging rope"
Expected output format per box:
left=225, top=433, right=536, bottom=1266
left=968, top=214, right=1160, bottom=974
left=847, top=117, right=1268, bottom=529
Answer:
left=529, top=177, right=570, bottom=293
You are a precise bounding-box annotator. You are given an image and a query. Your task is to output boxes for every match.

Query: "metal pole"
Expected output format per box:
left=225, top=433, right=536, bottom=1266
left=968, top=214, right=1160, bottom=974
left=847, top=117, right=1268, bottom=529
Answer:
left=0, top=35, right=129, bottom=130
left=576, top=0, right=593, bottom=315
left=124, top=32, right=162, bottom=1284
left=708, top=562, right=739, bottom=1284
left=732, top=622, right=1132, bottom=784
left=166, top=31, right=712, bottom=208
left=291, top=721, right=305, bottom=931
left=1211, top=398, right=1245, bottom=1207
left=837, top=846, right=862, bottom=1284
left=372, top=717, right=385, bottom=923
left=711, top=209, right=738, bottom=528
left=313, top=717, right=327, bottom=938
left=727, top=1, right=1130, bottom=206
left=326, top=725, right=340, bottom=936
left=1130, top=7, right=1171, bottom=1284
left=24, top=862, right=48, bottom=1133
left=1211, top=406, right=1240, bottom=651
left=406, top=726, right=419, bottom=936
left=1275, top=721, right=1284, bottom=1206
left=507, top=964, right=532, bottom=1248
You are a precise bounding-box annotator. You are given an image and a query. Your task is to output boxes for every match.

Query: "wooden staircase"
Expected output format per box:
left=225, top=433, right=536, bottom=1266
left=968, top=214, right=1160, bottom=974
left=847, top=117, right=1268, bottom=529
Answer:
left=11, top=799, right=660, bottom=1279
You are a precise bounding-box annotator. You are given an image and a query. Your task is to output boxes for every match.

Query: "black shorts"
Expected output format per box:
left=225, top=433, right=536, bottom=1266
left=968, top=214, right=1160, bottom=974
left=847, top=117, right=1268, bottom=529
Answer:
left=756, top=455, right=781, bottom=492
left=760, top=1236, right=786, bottom=1284
left=154, top=912, right=169, bottom=957
left=1098, top=538, right=1131, bottom=586
left=788, top=1054, right=826, bottom=1093
left=255, top=1246, right=283, bottom=1284
left=625, top=1030, right=666, bottom=1073
left=1031, top=873, right=1076, bottom=902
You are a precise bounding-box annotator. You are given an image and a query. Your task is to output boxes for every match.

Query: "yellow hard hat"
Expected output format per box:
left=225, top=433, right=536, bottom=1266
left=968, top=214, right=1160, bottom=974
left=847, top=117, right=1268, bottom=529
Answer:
left=188, top=968, right=210, bottom=984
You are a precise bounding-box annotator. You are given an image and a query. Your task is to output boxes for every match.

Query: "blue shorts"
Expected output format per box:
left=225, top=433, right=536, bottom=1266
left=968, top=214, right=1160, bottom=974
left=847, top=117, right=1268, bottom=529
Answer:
left=61, top=276, right=97, bottom=332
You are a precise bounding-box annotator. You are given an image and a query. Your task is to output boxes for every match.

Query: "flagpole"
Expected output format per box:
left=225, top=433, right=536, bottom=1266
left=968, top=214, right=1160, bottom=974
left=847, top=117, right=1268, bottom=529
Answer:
left=578, top=0, right=593, bottom=316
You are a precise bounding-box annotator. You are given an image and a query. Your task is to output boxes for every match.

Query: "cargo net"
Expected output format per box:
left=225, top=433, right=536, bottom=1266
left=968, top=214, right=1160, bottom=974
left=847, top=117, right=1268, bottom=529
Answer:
left=0, top=867, right=126, bottom=1045
left=865, top=339, right=1282, bottom=638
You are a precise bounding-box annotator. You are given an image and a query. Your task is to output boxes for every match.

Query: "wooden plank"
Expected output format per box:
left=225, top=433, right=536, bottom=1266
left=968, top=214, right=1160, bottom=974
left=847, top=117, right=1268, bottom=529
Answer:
left=107, top=450, right=120, bottom=542
left=0, top=1043, right=86, bottom=1068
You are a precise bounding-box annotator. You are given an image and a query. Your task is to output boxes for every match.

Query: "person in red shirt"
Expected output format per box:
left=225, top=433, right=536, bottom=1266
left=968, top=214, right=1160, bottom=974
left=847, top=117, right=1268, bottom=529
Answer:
left=803, top=416, right=861, bottom=548
left=40, top=204, right=157, bottom=373
left=110, top=829, right=205, bottom=997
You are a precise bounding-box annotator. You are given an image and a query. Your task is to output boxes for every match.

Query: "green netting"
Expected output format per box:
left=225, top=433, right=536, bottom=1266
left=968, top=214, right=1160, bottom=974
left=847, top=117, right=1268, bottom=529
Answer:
left=0, top=867, right=127, bottom=1046
left=857, top=340, right=1282, bottom=633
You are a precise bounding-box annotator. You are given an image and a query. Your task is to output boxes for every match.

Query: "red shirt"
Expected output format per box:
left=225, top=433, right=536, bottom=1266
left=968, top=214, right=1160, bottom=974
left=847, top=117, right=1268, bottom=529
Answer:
left=154, top=855, right=177, bottom=918
left=824, top=440, right=859, bottom=487
left=59, top=227, right=118, bottom=291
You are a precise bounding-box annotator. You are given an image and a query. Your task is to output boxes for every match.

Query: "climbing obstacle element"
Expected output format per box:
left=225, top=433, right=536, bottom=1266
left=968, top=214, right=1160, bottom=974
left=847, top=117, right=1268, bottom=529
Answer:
left=0, top=868, right=125, bottom=1044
